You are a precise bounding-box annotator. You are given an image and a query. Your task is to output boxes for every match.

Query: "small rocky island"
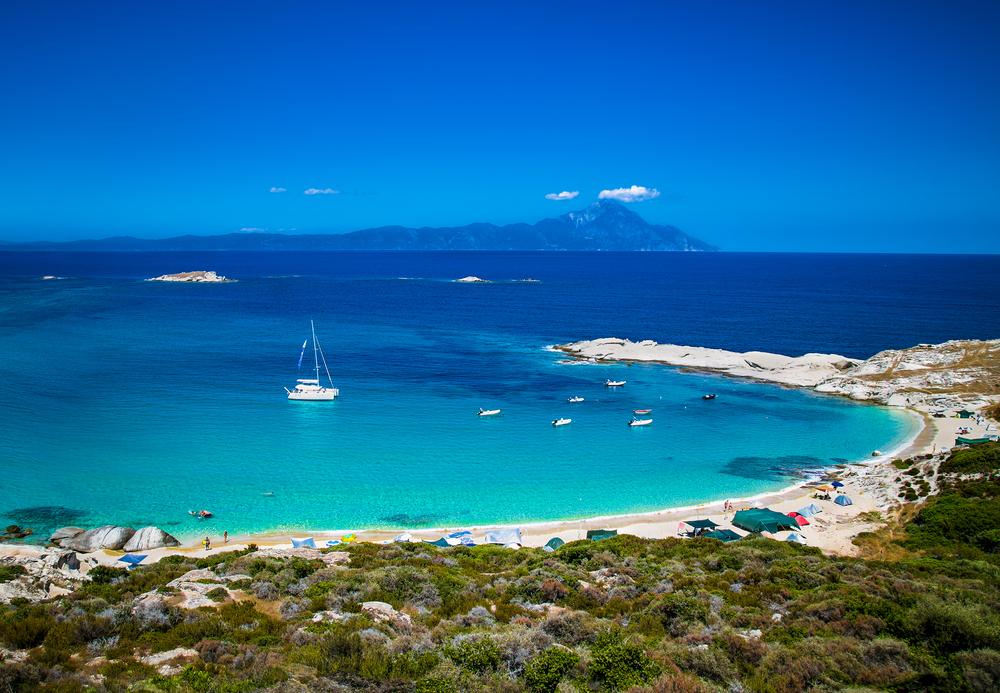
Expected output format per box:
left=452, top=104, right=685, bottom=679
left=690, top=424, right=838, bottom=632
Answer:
left=454, top=275, right=489, bottom=283
left=145, top=270, right=232, bottom=283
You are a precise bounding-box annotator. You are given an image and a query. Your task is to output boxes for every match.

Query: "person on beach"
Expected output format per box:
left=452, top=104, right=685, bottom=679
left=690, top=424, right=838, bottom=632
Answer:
left=203, top=536, right=211, bottom=551
left=223, top=530, right=228, bottom=543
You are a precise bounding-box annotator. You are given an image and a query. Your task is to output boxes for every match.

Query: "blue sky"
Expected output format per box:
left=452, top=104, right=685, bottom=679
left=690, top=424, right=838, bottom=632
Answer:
left=1, top=1, right=998, bottom=251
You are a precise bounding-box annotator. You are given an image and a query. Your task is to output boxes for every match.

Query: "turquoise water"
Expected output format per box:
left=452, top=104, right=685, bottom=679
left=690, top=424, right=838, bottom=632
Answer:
left=0, top=253, right=946, bottom=541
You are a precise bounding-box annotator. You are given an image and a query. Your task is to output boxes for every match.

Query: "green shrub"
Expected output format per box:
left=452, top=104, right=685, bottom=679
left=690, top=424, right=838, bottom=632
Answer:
left=444, top=636, right=501, bottom=674
left=588, top=632, right=660, bottom=690
left=940, top=442, right=1000, bottom=475
left=0, top=564, right=27, bottom=583
left=523, top=646, right=579, bottom=692
left=206, top=587, right=229, bottom=602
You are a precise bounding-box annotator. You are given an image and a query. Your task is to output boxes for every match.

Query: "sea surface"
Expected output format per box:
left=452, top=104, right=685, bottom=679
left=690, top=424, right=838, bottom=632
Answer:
left=2, top=251, right=998, bottom=542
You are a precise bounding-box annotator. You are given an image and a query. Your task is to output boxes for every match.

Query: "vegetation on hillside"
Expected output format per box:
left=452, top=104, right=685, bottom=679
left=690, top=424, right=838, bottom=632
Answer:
left=3, top=444, right=1000, bottom=692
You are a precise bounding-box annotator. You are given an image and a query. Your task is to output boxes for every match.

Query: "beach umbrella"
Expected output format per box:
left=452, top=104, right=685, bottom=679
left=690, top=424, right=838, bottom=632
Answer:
left=831, top=481, right=845, bottom=489
left=118, top=554, right=147, bottom=569
left=834, top=495, right=853, bottom=506
left=816, top=484, right=834, bottom=492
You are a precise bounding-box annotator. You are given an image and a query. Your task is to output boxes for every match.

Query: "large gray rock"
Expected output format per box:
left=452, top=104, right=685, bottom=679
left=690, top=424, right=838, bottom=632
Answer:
left=62, top=525, right=135, bottom=552
left=49, top=527, right=85, bottom=545
left=123, top=526, right=180, bottom=552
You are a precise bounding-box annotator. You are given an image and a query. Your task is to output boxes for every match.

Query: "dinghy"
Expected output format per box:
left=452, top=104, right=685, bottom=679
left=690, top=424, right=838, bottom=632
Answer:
left=702, top=393, right=717, bottom=400
left=552, top=418, right=572, bottom=427
left=633, top=408, right=652, bottom=415
left=478, top=408, right=502, bottom=417
left=628, top=418, right=653, bottom=427
left=605, top=379, right=626, bottom=387
left=567, top=396, right=584, bottom=403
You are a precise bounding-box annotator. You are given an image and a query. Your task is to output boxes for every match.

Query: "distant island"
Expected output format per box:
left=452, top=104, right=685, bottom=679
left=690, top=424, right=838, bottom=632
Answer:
left=145, top=270, right=232, bottom=283
left=1, top=200, right=715, bottom=252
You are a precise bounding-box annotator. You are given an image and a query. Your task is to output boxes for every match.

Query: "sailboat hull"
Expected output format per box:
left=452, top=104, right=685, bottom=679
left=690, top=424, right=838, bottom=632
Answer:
left=287, top=388, right=339, bottom=401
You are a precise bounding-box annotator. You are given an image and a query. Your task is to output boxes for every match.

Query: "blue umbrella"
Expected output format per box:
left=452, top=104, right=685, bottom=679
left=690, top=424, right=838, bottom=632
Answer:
left=831, top=481, right=845, bottom=489
left=834, top=494, right=853, bottom=506
left=118, top=554, right=147, bottom=569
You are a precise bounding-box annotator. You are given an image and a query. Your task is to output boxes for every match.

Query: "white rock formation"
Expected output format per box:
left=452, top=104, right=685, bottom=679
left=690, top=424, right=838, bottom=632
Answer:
left=49, top=526, right=85, bottom=545
left=145, top=270, right=231, bottom=282
left=0, top=547, right=85, bottom=603
left=454, top=276, right=488, bottom=283
left=62, top=525, right=136, bottom=552
left=361, top=600, right=412, bottom=628
left=123, top=527, right=180, bottom=552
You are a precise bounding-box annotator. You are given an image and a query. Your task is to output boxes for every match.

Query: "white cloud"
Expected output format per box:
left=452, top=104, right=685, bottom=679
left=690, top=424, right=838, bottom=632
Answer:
left=269, top=186, right=287, bottom=193
left=544, top=190, right=580, bottom=201
left=239, top=227, right=266, bottom=233
left=304, top=187, right=339, bottom=195
left=598, top=185, right=661, bottom=202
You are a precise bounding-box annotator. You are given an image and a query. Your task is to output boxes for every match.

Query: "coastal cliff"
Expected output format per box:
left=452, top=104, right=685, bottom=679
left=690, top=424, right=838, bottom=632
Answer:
left=555, top=337, right=1000, bottom=413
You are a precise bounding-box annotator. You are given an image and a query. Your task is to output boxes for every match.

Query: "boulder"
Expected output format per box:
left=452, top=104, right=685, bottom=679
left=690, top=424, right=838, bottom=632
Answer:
left=49, top=527, right=85, bottom=545
left=361, top=600, right=412, bottom=628
left=42, top=549, right=80, bottom=571
left=62, top=525, right=135, bottom=552
left=123, top=526, right=180, bottom=552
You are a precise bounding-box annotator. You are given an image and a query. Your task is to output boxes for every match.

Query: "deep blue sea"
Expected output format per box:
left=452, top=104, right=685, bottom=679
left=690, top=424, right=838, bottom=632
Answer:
left=2, top=251, right=998, bottom=542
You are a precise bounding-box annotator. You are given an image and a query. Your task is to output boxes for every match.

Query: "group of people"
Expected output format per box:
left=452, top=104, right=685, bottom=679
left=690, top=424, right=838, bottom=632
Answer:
left=201, top=530, right=229, bottom=551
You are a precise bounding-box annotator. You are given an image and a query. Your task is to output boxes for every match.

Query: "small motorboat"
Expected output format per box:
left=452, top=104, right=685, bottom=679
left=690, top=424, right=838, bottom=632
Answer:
left=628, top=418, right=653, bottom=427
left=605, top=379, right=626, bottom=387
left=189, top=509, right=213, bottom=519
left=478, top=408, right=502, bottom=417
left=552, top=418, right=572, bottom=427
left=567, top=396, right=585, bottom=403
left=633, top=408, right=652, bottom=415
left=703, top=394, right=717, bottom=400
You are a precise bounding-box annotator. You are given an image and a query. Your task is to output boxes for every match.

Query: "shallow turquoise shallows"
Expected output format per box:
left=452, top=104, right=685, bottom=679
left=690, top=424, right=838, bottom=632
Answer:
left=0, top=255, right=924, bottom=542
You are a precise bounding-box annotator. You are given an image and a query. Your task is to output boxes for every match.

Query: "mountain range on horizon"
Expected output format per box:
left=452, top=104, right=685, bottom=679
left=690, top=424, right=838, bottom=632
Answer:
left=0, top=200, right=716, bottom=252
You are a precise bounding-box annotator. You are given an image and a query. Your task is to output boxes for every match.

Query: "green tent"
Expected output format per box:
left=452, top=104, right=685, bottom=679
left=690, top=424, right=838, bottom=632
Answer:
left=684, top=519, right=719, bottom=530
left=543, top=537, right=565, bottom=552
left=703, top=529, right=741, bottom=542
left=958, top=410, right=975, bottom=419
left=733, top=508, right=797, bottom=533
left=587, top=529, right=618, bottom=541
left=956, top=437, right=992, bottom=446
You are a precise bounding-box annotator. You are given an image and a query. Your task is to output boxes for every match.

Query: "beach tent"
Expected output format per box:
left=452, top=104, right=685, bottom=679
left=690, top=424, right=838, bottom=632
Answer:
left=797, top=504, right=822, bottom=518
left=956, top=437, right=992, bottom=446
left=393, top=532, right=413, bottom=543
left=733, top=509, right=798, bottom=534
left=291, top=537, right=316, bottom=549
left=118, top=554, right=147, bottom=569
left=424, top=537, right=451, bottom=547
left=790, top=514, right=810, bottom=527
left=484, top=528, right=522, bottom=545
left=543, top=537, right=565, bottom=552
left=325, top=540, right=342, bottom=547
left=341, top=533, right=357, bottom=543
left=459, top=536, right=476, bottom=547
left=786, top=533, right=806, bottom=544
left=834, top=495, right=853, bottom=506
left=446, top=530, right=472, bottom=539
left=587, top=529, right=618, bottom=541
left=958, top=409, right=975, bottom=419
left=831, top=481, right=845, bottom=489
left=703, top=529, right=741, bottom=542
left=683, top=519, right=719, bottom=531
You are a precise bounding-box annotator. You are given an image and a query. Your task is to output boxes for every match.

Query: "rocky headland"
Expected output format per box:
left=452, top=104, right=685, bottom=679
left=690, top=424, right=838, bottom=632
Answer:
left=555, top=337, right=1000, bottom=413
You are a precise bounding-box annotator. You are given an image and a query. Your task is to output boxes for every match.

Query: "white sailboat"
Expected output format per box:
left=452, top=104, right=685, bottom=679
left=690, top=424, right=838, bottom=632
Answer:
left=285, top=320, right=339, bottom=401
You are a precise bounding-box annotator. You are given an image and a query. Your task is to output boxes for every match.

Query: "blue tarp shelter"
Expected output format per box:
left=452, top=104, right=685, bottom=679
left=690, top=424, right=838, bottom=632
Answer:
left=733, top=508, right=797, bottom=533
left=291, top=537, right=316, bottom=548
left=118, top=554, right=147, bottom=569
left=834, top=495, right=853, bottom=506
left=425, top=537, right=451, bottom=547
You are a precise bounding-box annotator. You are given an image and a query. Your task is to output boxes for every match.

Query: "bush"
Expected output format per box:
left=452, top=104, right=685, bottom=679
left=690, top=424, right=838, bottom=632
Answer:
left=939, top=442, right=1000, bottom=475
left=444, top=635, right=501, bottom=674
left=523, top=646, right=579, bottom=692
left=206, top=587, right=229, bottom=602
left=588, top=632, right=660, bottom=690
left=0, top=564, right=27, bottom=583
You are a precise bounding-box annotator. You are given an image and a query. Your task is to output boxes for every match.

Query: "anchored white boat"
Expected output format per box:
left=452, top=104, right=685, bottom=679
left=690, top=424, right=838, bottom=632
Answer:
left=552, top=417, right=572, bottom=427
left=605, top=379, right=626, bottom=387
left=567, top=396, right=584, bottom=403
left=285, top=320, right=339, bottom=401
left=478, top=408, right=502, bottom=417
left=628, top=418, right=653, bottom=427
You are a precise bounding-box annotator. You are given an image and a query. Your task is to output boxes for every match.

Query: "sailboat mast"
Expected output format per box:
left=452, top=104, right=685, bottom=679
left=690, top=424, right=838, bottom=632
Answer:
left=311, top=319, right=320, bottom=383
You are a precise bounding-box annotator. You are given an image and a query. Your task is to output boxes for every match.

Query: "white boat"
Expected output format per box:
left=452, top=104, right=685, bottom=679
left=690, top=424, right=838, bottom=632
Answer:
left=605, top=379, right=626, bottom=387
left=552, top=418, right=572, bottom=427
left=478, top=408, right=502, bottom=417
left=285, top=320, right=339, bottom=401
left=628, top=418, right=653, bottom=427
left=567, top=396, right=584, bottom=403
